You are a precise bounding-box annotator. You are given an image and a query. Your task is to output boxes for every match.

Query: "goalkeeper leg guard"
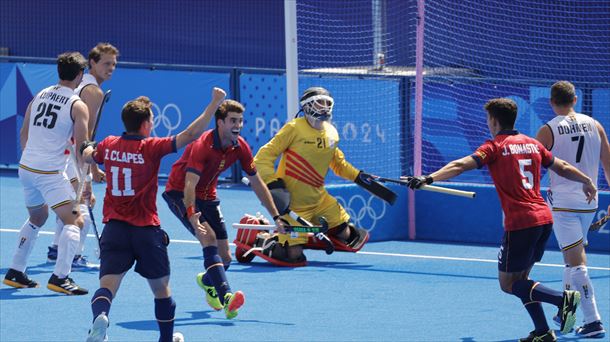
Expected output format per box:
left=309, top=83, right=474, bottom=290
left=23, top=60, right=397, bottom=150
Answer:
left=327, top=223, right=369, bottom=252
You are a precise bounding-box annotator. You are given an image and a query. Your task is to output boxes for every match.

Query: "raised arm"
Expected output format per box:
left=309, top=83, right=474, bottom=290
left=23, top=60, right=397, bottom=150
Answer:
left=330, top=147, right=360, bottom=181
left=402, top=155, right=478, bottom=189
left=430, top=155, right=478, bottom=182
left=175, top=87, right=226, bottom=150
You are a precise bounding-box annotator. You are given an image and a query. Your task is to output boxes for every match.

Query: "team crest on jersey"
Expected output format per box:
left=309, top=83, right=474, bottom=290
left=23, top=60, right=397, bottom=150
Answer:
left=218, top=160, right=226, bottom=170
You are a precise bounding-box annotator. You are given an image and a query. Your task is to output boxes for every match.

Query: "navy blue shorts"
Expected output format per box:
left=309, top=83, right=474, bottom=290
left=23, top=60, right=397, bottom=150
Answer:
left=498, top=223, right=552, bottom=273
left=162, top=190, right=228, bottom=240
left=99, top=220, right=170, bottom=279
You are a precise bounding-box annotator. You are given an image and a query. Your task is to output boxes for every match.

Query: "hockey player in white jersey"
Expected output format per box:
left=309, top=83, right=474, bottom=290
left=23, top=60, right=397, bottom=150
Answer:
left=2, top=51, right=90, bottom=295
left=536, top=80, right=610, bottom=338
left=47, top=43, right=119, bottom=268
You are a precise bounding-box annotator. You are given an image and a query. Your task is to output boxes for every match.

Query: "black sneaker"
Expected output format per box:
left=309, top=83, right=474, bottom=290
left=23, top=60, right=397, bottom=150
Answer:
left=518, top=330, right=557, bottom=342
left=560, top=290, right=581, bottom=334
left=576, top=321, right=606, bottom=338
left=2, top=268, right=38, bottom=288
left=47, top=274, right=88, bottom=295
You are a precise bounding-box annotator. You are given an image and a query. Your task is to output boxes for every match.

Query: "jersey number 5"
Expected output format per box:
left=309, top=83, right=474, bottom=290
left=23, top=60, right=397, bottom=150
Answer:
left=518, top=159, right=534, bottom=190
left=109, top=166, right=135, bottom=196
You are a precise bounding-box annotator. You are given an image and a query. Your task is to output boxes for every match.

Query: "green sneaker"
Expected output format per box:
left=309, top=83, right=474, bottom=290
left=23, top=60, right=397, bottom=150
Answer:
left=196, top=272, right=223, bottom=311
left=223, top=291, right=245, bottom=319
left=560, top=290, right=581, bottom=334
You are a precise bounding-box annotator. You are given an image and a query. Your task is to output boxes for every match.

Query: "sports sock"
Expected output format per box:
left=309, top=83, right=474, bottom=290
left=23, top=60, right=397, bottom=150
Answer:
left=520, top=298, right=549, bottom=334
left=571, top=265, right=601, bottom=324
left=202, top=246, right=231, bottom=305
left=512, top=279, right=562, bottom=307
left=52, top=216, right=63, bottom=246
left=78, top=204, right=91, bottom=255
left=562, top=265, right=571, bottom=291
left=155, top=297, right=176, bottom=342
left=10, top=220, right=41, bottom=273
left=91, top=288, right=113, bottom=321
left=54, top=224, right=80, bottom=278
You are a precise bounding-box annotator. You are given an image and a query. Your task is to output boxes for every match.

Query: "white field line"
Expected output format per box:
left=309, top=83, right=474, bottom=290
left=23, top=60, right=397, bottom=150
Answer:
left=2, top=228, right=609, bottom=271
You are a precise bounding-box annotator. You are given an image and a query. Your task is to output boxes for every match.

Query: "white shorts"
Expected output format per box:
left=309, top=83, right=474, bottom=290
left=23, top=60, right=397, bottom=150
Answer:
left=552, top=210, right=596, bottom=250
left=18, top=167, right=76, bottom=209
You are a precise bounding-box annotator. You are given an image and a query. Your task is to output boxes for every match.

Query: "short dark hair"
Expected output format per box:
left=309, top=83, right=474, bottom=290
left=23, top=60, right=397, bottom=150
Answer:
left=121, top=96, right=152, bottom=132
left=57, top=52, right=87, bottom=81
left=484, top=98, right=518, bottom=129
left=215, top=99, right=245, bottom=123
left=88, top=43, right=119, bottom=68
left=550, top=81, right=576, bottom=107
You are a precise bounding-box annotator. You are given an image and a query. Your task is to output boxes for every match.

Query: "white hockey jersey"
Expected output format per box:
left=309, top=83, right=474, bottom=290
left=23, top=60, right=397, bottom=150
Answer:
left=547, top=113, right=601, bottom=210
left=20, top=85, right=82, bottom=172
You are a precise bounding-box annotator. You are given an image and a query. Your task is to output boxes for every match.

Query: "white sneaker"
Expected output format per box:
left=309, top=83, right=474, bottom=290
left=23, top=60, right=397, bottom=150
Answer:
left=173, top=332, right=185, bottom=342
left=86, top=313, right=109, bottom=342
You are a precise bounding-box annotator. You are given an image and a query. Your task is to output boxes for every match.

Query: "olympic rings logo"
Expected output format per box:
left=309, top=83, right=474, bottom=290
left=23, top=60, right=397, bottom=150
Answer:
left=152, top=103, right=182, bottom=137
left=335, top=194, right=386, bottom=232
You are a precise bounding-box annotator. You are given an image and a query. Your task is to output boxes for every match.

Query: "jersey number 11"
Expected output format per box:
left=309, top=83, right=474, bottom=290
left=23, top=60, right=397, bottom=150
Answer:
left=109, top=166, right=135, bottom=196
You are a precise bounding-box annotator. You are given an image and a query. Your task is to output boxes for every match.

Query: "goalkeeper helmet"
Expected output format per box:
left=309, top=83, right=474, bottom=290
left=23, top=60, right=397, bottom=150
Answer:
left=300, top=87, right=334, bottom=122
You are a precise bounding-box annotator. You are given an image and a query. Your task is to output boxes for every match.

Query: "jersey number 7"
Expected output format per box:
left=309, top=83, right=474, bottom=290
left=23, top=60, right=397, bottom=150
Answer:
left=571, top=136, right=585, bottom=163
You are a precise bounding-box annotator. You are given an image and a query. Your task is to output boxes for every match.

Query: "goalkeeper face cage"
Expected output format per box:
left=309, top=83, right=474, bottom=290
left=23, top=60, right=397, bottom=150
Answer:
left=300, top=94, right=334, bottom=121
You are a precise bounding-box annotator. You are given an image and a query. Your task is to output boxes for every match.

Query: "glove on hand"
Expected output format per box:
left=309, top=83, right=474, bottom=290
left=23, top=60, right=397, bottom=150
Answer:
left=407, top=175, right=433, bottom=189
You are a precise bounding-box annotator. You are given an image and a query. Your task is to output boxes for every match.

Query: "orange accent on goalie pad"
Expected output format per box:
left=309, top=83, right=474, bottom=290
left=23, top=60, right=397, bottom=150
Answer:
left=234, top=214, right=265, bottom=263
left=234, top=214, right=307, bottom=267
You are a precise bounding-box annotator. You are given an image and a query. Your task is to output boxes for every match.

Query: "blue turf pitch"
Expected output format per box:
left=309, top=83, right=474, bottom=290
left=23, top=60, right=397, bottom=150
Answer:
left=1, top=176, right=608, bottom=341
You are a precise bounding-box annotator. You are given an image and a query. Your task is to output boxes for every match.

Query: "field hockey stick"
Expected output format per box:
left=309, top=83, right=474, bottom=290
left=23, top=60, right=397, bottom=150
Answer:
left=232, top=221, right=328, bottom=234
left=375, top=176, right=476, bottom=198
left=73, top=90, right=111, bottom=208
left=589, top=214, right=609, bottom=232
left=73, top=90, right=111, bottom=258
left=241, top=177, right=335, bottom=254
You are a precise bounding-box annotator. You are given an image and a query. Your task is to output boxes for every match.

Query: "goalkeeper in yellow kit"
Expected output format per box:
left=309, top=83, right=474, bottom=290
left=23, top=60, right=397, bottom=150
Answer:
left=249, top=87, right=372, bottom=265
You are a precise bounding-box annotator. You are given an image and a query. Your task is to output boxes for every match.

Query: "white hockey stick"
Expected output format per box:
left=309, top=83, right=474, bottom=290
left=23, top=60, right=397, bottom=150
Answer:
left=376, top=177, right=476, bottom=198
